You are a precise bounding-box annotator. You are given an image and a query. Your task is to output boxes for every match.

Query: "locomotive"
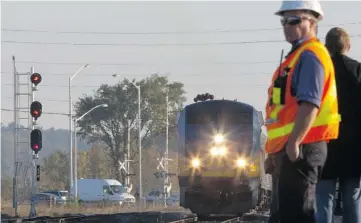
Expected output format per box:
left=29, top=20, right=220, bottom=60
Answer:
left=176, top=94, right=270, bottom=216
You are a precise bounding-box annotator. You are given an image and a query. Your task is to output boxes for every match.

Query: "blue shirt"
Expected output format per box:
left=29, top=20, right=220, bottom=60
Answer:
left=290, top=38, right=325, bottom=108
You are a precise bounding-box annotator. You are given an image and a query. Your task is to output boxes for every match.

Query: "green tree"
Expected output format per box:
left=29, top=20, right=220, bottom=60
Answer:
left=74, top=74, right=186, bottom=183
left=85, top=144, right=110, bottom=178
left=41, top=151, right=69, bottom=190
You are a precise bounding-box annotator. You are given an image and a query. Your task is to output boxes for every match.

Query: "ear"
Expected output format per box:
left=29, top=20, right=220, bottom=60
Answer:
left=309, top=20, right=318, bottom=31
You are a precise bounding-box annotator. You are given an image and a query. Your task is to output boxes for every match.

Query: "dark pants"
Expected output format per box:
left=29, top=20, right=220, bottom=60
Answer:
left=278, top=141, right=327, bottom=223
left=268, top=151, right=284, bottom=223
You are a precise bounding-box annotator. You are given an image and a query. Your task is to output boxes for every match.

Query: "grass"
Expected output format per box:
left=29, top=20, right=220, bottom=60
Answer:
left=1, top=200, right=185, bottom=218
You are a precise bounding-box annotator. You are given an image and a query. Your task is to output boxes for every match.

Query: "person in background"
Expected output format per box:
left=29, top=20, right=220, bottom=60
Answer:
left=265, top=0, right=341, bottom=222
left=316, top=27, right=361, bottom=223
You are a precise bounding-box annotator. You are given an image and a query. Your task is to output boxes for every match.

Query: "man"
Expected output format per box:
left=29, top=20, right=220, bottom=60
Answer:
left=264, top=1, right=341, bottom=222
left=316, top=27, right=361, bottom=223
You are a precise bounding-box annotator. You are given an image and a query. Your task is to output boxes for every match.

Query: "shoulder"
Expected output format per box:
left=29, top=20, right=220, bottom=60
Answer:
left=302, top=42, right=332, bottom=65
left=337, top=54, right=361, bottom=83
left=297, top=50, right=324, bottom=73
left=342, top=55, right=361, bottom=71
left=299, top=50, right=322, bottom=63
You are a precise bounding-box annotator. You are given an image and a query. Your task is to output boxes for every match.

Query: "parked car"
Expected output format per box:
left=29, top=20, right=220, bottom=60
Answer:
left=42, top=190, right=69, bottom=202
left=145, top=190, right=162, bottom=203
left=31, top=192, right=66, bottom=206
left=166, top=193, right=180, bottom=206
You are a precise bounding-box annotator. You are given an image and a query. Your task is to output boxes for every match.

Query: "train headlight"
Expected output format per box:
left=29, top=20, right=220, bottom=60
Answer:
left=210, top=147, right=218, bottom=156
left=191, top=158, right=201, bottom=168
left=219, top=147, right=227, bottom=156
left=214, top=134, right=224, bottom=144
left=236, top=158, right=247, bottom=168
left=210, top=147, right=227, bottom=156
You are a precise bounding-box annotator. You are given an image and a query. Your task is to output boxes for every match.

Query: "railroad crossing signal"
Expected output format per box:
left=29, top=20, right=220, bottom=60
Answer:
left=118, top=159, right=133, bottom=174
left=154, top=171, right=167, bottom=179
left=156, top=157, right=172, bottom=170
left=30, top=129, right=42, bottom=153
left=154, top=171, right=176, bottom=179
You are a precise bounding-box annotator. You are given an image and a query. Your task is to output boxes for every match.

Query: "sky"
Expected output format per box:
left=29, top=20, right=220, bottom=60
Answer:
left=1, top=1, right=361, bottom=130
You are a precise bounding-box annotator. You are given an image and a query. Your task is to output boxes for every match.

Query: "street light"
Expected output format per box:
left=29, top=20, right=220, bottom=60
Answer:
left=112, top=74, right=142, bottom=199
left=73, top=103, right=108, bottom=199
left=69, top=64, right=89, bottom=196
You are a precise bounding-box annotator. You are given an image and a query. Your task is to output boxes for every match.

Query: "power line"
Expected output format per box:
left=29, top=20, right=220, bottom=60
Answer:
left=1, top=83, right=269, bottom=89
left=2, top=21, right=360, bottom=35
left=1, top=71, right=272, bottom=77
left=1, top=108, right=68, bottom=116
left=2, top=55, right=360, bottom=67
left=0, top=60, right=281, bottom=66
left=3, top=34, right=361, bottom=46
left=2, top=97, right=68, bottom=103
left=0, top=39, right=285, bottom=46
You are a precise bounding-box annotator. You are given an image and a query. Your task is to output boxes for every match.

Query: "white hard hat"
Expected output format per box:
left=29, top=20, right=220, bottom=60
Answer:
left=275, top=0, right=324, bottom=20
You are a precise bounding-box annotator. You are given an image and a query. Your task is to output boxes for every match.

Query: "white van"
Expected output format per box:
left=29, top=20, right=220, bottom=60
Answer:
left=74, top=179, right=135, bottom=205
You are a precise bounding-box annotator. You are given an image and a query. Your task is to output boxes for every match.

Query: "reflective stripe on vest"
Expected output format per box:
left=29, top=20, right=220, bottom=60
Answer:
left=268, top=101, right=341, bottom=139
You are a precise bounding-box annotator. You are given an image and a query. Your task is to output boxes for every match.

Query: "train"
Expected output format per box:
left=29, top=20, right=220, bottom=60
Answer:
left=176, top=94, right=270, bottom=216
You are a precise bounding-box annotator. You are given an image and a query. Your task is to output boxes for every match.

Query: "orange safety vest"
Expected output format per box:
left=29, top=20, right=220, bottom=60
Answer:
left=264, top=37, right=341, bottom=154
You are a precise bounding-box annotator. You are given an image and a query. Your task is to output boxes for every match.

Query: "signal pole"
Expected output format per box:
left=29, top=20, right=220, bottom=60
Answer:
left=29, top=70, right=42, bottom=217
left=13, top=58, right=35, bottom=216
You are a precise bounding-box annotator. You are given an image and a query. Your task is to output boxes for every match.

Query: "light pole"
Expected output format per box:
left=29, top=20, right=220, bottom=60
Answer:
left=69, top=64, right=89, bottom=197
left=73, top=103, right=108, bottom=200
left=112, top=74, right=142, bottom=199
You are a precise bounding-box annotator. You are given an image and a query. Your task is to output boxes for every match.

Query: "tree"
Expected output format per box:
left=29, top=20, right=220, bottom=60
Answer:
left=41, top=151, right=69, bottom=190
left=87, top=144, right=109, bottom=178
left=74, top=74, right=186, bottom=183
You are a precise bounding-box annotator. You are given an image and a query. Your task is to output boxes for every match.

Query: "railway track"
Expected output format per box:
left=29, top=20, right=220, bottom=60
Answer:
left=1, top=208, right=269, bottom=223
left=169, top=211, right=270, bottom=223
left=169, top=216, right=241, bottom=223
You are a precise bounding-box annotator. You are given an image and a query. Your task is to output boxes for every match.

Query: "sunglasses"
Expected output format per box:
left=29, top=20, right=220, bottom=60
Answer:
left=281, top=15, right=313, bottom=26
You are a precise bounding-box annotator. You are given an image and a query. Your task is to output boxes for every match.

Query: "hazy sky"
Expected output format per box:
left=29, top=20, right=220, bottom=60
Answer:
left=1, top=1, right=361, bottom=129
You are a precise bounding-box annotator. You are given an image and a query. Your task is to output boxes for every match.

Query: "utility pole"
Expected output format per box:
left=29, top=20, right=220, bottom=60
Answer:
left=127, top=119, right=131, bottom=188
left=138, top=85, right=142, bottom=199
left=154, top=90, right=173, bottom=208
left=112, top=75, right=141, bottom=199
left=164, top=91, right=169, bottom=207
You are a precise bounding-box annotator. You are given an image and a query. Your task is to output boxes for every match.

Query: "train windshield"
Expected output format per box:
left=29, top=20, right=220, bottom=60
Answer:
left=186, top=103, right=252, bottom=141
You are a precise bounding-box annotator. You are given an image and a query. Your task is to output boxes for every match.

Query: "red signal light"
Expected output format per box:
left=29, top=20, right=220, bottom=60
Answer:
left=30, top=73, right=42, bottom=86
left=30, top=129, right=42, bottom=153
left=30, top=101, right=42, bottom=119
left=32, top=110, right=39, bottom=116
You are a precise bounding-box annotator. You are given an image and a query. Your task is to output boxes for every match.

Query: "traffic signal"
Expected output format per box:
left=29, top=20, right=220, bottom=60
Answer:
left=30, top=73, right=42, bottom=86
left=30, top=129, right=42, bottom=153
left=194, top=93, right=214, bottom=102
left=30, top=101, right=42, bottom=120
left=36, top=165, right=41, bottom=181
